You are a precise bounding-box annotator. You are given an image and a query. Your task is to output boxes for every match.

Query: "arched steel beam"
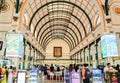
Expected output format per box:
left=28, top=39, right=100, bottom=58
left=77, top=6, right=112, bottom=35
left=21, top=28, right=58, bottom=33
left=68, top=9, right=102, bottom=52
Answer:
left=43, top=35, right=73, bottom=50
left=29, top=0, right=93, bottom=32
left=105, top=0, right=109, bottom=16
left=40, top=28, right=77, bottom=46
left=41, top=29, right=77, bottom=47
left=42, top=32, right=75, bottom=49
left=45, top=38, right=72, bottom=51
left=33, top=10, right=86, bottom=37
left=44, top=36, right=72, bottom=50
left=37, top=18, right=82, bottom=42
left=44, top=35, right=73, bottom=51
left=39, top=24, right=79, bottom=44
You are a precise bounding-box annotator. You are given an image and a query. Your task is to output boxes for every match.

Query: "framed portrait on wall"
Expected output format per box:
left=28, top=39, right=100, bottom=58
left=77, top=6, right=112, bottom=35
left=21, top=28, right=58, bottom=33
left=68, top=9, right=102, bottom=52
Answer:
left=54, top=47, right=62, bottom=57
left=0, top=41, right=3, bottom=50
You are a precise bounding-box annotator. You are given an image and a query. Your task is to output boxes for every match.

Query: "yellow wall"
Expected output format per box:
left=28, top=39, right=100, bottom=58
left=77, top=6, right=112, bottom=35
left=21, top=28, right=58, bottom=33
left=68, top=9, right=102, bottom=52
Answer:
left=45, top=39, right=70, bottom=59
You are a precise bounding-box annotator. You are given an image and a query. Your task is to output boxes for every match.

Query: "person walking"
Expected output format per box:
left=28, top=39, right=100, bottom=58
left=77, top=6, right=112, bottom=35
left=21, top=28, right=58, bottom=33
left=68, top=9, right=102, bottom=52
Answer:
left=12, top=67, right=17, bottom=83
left=1, top=66, right=6, bottom=83
left=82, top=64, right=91, bottom=83
left=4, top=66, right=8, bottom=83
left=50, top=64, right=54, bottom=80
left=116, top=64, right=119, bottom=71
left=64, top=67, right=70, bottom=83
left=0, top=64, right=3, bottom=83
left=7, top=66, right=13, bottom=83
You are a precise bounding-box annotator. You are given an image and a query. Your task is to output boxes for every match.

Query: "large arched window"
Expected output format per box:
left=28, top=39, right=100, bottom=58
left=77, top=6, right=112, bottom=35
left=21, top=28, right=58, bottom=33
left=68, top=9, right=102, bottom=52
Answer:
left=23, top=13, right=29, bottom=28
left=94, top=15, right=101, bottom=28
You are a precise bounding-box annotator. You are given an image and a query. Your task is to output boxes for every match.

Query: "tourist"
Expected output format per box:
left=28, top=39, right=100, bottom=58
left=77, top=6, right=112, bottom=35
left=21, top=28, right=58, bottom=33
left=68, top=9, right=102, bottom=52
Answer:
left=7, top=66, right=13, bottom=83
left=82, top=64, right=91, bottom=83
left=49, top=64, right=54, bottom=80
left=1, top=66, right=6, bottom=83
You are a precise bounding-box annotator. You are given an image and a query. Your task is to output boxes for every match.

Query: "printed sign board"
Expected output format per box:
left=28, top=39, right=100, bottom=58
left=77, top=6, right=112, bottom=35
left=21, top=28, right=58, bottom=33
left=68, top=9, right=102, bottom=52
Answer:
left=92, top=69, right=102, bottom=83
left=71, top=72, right=80, bottom=83
left=30, top=68, right=38, bottom=83
left=17, top=70, right=26, bottom=83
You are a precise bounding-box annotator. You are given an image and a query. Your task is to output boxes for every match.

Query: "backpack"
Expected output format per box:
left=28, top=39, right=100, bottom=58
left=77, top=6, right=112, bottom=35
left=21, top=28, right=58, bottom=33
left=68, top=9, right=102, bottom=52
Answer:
left=85, top=68, right=91, bottom=78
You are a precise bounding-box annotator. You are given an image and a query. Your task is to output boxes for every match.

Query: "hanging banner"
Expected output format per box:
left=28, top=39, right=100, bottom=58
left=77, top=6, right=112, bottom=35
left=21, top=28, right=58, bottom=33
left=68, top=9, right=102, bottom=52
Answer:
left=101, top=34, right=118, bottom=58
left=6, top=33, right=23, bottom=57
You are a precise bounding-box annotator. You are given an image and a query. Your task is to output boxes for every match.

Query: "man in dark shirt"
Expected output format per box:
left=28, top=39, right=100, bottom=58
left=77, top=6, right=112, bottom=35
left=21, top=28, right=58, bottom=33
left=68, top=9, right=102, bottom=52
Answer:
left=50, top=64, right=54, bottom=72
left=50, top=64, right=54, bottom=80
left=97, top=63, right=104, bottom=74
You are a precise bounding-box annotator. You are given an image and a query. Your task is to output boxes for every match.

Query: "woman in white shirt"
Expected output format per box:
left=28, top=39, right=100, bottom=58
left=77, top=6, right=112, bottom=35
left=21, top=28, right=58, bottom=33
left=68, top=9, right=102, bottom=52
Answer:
left=104, top=63, right=113, bottom=72
left=7, top=66, right=13, bottom=83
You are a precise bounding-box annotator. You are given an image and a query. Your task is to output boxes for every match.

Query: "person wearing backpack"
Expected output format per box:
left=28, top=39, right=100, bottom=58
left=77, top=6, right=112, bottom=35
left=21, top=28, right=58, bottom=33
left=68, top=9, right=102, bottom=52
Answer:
left=82, top=64, right=91, bottom=83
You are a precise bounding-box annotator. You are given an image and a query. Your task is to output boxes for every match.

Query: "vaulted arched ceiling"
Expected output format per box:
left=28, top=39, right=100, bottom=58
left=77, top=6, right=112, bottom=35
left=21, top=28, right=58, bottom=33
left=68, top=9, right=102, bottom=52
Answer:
left=22, top=0, right=101, bottom=51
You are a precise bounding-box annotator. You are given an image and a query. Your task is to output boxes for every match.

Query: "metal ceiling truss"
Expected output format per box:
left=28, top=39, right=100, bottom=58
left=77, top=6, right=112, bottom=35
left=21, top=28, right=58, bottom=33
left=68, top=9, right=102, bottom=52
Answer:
left=36, top=18, right=82, bottom=42
left=39, top=23, right=79, bottom=44
left=42, top=32, right=75, bottom=50
left=28, top=0, right=94, bottom=50
left=34, top=10, right=86, bottom=40
left=43, top=36, right=73, bottom=50
left=41, top=29, right=77, bottom=48
left=44, top=36, right=73, bottom=51
left=29, top=1, right=93, bottom=31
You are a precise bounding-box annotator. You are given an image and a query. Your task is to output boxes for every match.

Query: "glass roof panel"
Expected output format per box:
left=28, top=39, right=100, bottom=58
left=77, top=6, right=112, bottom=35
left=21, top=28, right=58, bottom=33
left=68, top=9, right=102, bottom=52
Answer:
left=23, top=0, right=101, bottom=49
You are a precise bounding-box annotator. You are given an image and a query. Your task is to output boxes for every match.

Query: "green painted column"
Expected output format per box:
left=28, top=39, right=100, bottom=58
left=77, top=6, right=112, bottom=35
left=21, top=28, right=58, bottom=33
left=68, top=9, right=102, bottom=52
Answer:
left=88, top=45, right=91, bottom=65
left=23, top=39, right=26, bottom=69
left=15, top=0, right=20, bottom=13
left=95, top=38, right=100, bottom=66
left=33, top=49, right=35, bottom=64
left=83, top=49, right=85, bottom=63
left=28, top=44, right=31, bottom=69
left=95, top=43, right=99, bottom=66
left=79, top=52, right=82, bottom=63
left=105, top=0, right=109, bottom=16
